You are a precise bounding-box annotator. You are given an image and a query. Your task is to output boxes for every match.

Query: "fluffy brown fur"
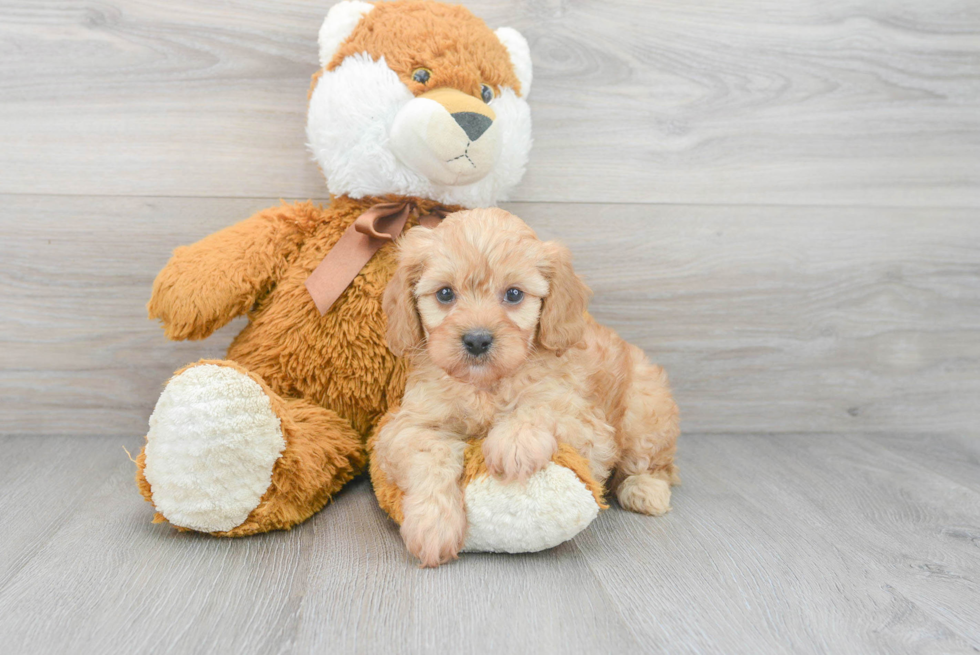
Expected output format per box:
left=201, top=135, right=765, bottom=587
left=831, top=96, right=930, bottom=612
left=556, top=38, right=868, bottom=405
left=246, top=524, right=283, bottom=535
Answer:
left=136, top=196, right=457, bottom=535
left=328, top=0, right=521, bottom=98
left=373, top=209, right=681, bottom=566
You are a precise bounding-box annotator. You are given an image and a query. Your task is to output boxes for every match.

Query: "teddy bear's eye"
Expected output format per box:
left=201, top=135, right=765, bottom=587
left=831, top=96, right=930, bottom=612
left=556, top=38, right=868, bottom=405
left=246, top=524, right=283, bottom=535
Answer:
left=504, top=288, right=524, bottom=304
left=436, top=287, right=455, bottom=304
left=412, top=68, right=431, bottom=84
left=480, top=84, right=494, bottom=104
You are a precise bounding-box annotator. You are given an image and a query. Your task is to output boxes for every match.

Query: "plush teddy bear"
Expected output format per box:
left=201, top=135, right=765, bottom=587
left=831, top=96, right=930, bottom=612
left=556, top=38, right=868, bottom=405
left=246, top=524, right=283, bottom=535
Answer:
left=134, top=0, right=602, bottom=553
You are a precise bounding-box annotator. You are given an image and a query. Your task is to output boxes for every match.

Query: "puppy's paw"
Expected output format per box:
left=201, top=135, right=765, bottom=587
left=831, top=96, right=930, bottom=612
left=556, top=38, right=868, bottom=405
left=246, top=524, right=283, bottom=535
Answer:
left=401, top=493, right=467, bottom=568
left=617, top=474, right=672, bottom=516
left=482, top=423, right=558, bottom=483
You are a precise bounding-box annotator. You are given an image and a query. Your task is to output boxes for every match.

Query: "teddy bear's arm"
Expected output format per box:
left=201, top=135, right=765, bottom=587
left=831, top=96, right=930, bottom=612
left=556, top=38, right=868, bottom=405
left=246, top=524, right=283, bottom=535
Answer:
left=148, top=205, right=310, bottom=341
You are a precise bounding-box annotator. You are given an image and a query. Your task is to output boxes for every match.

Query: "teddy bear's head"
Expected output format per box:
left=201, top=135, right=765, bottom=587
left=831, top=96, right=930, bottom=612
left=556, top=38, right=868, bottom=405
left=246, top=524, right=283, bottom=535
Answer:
left=307, top=0, right=532, bottom=209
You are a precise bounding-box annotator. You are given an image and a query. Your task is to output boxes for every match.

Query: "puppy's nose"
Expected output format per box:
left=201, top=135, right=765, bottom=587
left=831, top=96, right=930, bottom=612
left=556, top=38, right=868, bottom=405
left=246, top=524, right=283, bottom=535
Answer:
left=452, top=112, right=492, bottom=141
left=462, top=330, right=493, bottom=356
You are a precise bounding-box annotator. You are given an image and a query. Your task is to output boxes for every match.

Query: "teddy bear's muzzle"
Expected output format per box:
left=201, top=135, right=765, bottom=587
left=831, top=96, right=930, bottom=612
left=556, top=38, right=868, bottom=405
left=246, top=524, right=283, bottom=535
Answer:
left=389, top=87, right=502, bottom=187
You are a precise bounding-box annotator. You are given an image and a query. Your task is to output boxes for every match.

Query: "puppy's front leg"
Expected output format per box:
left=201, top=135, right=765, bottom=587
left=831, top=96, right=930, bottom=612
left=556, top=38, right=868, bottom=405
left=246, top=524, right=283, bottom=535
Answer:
left=376, top=422, right=468, bottom=567
left=483, top=416, right=558, bottom=483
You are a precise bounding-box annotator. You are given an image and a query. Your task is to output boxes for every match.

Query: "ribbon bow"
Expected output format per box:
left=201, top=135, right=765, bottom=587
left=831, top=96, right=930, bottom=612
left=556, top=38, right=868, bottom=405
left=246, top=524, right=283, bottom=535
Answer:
left=305, top=201, right=450, bottom=315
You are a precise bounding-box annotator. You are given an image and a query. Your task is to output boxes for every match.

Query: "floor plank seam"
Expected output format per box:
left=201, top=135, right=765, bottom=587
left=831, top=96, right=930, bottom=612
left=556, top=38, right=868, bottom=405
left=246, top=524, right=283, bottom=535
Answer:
left=1, top=191, right=978, bottom=212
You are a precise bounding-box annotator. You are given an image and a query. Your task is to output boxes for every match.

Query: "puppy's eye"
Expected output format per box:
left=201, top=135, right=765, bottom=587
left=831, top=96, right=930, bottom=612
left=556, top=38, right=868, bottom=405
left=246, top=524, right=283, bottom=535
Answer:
left=435, top=287, right=455, bottom=304
left=480, top=84, right=494, bottom=104
left=504, top=288, right=524, bottom=304
left=412, top=68, right=431, bottom=84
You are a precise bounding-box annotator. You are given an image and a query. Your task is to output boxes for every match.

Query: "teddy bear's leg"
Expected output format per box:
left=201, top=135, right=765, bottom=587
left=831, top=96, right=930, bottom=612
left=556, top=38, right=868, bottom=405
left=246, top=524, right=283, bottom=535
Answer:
left=135, top=359, right=364, bottom=536
left=370, top=438, right=606, bottom=554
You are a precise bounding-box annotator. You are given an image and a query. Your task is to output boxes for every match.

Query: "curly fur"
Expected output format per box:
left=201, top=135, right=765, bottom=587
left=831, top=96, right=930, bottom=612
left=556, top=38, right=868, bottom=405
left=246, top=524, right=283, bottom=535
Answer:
left=373, top=209, right=682, bottom=566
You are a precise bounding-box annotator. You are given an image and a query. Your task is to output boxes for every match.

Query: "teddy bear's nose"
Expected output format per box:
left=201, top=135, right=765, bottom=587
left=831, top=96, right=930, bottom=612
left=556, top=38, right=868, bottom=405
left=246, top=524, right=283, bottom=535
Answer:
left=452, top=112, right=492, bottom=141
left=462, top=330, right=493, bottom=356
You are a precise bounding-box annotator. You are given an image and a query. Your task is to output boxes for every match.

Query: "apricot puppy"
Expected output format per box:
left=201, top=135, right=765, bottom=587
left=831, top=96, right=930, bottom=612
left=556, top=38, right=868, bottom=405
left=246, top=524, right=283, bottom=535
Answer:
left=374, top=208, right=680, bottom=567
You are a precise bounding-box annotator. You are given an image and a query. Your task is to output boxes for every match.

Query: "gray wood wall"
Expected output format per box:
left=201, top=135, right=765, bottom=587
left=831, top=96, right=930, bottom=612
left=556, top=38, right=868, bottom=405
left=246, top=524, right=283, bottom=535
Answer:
left=1, top=0, right=978, bottom=437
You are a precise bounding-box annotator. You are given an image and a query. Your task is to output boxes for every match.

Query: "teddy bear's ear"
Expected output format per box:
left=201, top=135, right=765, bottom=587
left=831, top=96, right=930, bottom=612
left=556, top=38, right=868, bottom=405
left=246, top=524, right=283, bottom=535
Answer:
left=494, top=27, right=533, bottom=97
left=318, top=1, right=374, bottom=69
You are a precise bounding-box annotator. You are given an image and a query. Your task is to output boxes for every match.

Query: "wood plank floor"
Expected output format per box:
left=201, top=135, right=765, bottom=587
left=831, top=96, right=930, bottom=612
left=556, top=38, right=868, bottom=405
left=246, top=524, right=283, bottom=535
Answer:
left=1, top=0, right=978, bottom=652
left=0, top=433, right=977, bottom=655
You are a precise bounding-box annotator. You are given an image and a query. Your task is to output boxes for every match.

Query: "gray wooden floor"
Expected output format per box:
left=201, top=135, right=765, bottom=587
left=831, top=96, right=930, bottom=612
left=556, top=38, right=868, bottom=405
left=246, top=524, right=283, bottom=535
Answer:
left=1, top=0, right=979, bottom=653
left=0, top=433, right=978, bottom=654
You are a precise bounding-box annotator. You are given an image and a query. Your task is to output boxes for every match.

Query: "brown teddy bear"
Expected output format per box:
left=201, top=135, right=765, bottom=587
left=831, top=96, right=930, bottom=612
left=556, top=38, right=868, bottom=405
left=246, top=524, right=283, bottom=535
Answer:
left=135, top=0, right=603, bottom=552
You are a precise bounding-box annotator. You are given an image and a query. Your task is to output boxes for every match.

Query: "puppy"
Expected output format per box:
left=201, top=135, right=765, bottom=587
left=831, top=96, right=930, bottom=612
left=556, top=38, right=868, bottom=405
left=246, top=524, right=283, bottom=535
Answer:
left=375, top=208, right=680, bottom=567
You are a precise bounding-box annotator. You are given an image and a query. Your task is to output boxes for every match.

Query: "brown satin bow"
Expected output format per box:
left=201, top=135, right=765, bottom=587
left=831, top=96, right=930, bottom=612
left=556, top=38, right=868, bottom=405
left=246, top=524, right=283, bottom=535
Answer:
left=305, top=201, right=450, bottom=315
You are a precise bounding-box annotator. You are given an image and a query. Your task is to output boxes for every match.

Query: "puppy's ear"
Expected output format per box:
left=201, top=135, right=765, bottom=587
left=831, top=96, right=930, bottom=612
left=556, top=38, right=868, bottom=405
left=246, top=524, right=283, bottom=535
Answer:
left=537, top=241, right=592, bottom=354
left=383, top=228, right=430, bottom=357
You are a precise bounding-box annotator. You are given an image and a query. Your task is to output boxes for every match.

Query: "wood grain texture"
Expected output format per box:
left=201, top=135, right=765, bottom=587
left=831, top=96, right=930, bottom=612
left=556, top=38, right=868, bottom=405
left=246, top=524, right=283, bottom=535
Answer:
left=2, top=195, right=978, bottom=436
left=0, top=437, right=127, bottom=590
left=577, top=435, right=980, bottom=653
left=2, top=1, right=977, bottom=652
left=0, top=433, right=977, bottom=654
left=0, top=0, right=977, bottom=205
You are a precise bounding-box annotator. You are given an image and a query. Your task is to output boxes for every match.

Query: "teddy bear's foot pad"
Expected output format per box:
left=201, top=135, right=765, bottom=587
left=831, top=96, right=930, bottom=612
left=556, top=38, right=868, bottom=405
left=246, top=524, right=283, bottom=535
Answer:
left=143, top=363, right=286, bottom=533
left=462, top=463, right=600, bottom=553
